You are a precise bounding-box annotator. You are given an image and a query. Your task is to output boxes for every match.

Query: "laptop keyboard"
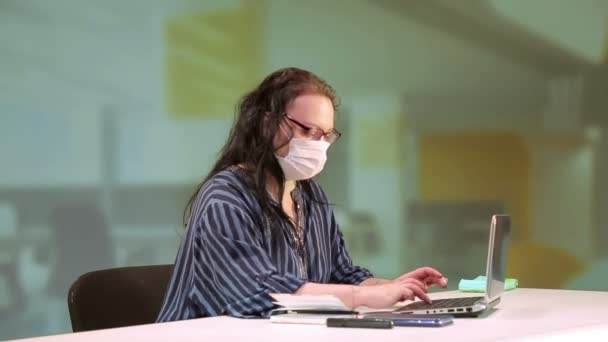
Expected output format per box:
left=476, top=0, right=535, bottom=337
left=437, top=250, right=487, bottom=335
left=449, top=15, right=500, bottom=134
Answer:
left=397, top=296, right=485, bottom=311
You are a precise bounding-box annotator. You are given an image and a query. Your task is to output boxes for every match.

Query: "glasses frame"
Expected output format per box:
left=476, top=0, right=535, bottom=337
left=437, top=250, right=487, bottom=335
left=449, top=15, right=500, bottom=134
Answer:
left=283, top=114, right=342, bottom=144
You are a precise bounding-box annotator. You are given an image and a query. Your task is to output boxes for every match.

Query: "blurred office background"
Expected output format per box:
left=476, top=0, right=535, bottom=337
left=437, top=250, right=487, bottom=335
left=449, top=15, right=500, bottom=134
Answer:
left=1, top=0, right=608, bottom=339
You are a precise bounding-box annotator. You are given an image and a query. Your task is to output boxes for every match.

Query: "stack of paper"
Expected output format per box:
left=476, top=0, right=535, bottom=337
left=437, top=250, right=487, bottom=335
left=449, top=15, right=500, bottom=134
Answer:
left=269, top=294, right=356, bottom=325
left=269, top=312, right=356, bottom=325
left=270, top=293, right=352, bottom=312
left=458, top=275, right=519, bottom=292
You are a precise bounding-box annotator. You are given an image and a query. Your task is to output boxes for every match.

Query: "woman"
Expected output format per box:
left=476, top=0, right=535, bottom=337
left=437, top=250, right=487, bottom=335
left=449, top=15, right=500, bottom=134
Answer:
left=157, top=67, right=447, bottom=321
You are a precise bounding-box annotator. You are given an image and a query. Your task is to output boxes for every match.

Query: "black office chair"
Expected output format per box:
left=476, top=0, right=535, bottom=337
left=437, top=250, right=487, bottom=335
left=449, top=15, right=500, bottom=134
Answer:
left=67, top=264, right=173, bottom=332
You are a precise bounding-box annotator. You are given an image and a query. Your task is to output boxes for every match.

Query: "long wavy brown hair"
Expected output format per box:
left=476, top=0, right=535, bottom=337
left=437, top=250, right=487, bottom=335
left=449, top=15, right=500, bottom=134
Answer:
left=184, top=67, right=339, bottom=228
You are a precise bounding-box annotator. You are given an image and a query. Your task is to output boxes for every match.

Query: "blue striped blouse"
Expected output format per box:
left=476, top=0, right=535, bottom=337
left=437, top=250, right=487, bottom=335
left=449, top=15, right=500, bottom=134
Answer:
left=156, top=167, right=373, bottom=321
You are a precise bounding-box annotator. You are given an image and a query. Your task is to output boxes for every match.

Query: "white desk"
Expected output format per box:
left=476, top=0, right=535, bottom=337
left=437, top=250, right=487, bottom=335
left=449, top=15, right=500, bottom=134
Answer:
left=11, top=289, right=608, bottom=342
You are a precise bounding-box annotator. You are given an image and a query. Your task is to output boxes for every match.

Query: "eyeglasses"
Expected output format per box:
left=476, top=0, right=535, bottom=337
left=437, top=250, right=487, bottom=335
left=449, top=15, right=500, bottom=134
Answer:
left=283, top=114, right=342, bottom=144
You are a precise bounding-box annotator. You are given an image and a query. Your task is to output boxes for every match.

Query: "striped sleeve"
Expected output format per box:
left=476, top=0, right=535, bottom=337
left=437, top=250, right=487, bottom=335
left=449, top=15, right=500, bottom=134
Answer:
left=329, top=211, right=374, bottom=285
left=197, top=200, right=306, bottom=317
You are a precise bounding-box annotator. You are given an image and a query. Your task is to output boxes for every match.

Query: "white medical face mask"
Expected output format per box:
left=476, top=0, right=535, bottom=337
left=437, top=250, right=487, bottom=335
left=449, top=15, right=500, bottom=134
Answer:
left=276, top=138, right=330, bottom=181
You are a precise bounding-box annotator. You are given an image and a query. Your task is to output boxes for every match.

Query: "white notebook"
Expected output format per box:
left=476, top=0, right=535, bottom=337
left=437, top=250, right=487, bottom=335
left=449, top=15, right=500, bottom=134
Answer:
left=270, top=293, right=352, bottom=312
left=269, top=293, right=356, bottom=325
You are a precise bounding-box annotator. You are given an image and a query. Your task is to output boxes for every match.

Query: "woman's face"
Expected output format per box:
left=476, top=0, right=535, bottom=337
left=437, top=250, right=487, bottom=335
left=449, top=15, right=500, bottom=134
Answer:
left=273, top=94, right=335, bottom=157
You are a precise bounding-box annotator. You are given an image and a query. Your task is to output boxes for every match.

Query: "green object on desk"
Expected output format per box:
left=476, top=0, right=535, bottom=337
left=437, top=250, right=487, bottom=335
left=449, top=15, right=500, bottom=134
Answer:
left=458, top=276, right=518, bottom=292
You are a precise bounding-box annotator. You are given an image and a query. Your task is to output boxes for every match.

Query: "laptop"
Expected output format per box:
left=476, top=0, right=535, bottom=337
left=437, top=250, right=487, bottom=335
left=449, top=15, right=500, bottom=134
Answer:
left=395, top=214, right=511, bottom=317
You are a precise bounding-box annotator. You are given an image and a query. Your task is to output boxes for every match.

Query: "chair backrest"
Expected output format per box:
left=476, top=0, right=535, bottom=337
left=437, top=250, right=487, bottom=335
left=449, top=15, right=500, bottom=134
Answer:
left=68, top=264, right=173, bottom=332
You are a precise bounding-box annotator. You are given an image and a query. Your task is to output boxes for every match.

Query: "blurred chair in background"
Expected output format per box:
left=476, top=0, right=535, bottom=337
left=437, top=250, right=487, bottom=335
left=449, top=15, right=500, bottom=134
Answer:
left=2, top=203, right=119, bottom=338
left=336, top=209, right=381, bottom=261
left=0, top=203, right=24, bottom=319
left=47, top=203, right=114, bottom=298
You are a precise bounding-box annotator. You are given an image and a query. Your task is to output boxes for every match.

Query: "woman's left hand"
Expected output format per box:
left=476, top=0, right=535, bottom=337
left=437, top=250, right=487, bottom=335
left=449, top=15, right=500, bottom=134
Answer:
left=394, top=266, right=448, bottom=289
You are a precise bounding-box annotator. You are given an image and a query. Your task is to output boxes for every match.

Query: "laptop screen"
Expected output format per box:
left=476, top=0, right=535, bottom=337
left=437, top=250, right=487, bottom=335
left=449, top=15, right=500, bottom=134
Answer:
left=485, top=215, right=511, bottom=302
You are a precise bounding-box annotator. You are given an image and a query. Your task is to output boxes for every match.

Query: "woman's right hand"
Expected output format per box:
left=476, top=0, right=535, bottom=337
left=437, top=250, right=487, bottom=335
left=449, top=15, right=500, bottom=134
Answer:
left=355, top=278, right=431, bottom=309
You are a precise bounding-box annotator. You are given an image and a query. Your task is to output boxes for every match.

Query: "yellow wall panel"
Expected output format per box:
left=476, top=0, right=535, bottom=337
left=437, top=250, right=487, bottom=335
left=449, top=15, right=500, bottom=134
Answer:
left=508, top=240, right=585, bottom=288
left=418, top=133, right=529, bottom=240
left=165, top=2, right=263, bottom=118
left=357, top=116, right=403, bottom=168
left=604, top=20, right=608, bottom=64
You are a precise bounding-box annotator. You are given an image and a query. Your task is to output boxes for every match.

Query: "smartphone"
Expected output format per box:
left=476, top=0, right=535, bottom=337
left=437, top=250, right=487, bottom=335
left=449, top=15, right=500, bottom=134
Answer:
left=326, top=317, right=394, bottom=329
left=362, top=313, right=454, bottom=327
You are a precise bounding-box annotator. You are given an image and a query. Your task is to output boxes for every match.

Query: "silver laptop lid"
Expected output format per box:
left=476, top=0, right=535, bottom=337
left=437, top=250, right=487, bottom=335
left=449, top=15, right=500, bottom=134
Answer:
left=485, top=215, right=511, bottom=302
